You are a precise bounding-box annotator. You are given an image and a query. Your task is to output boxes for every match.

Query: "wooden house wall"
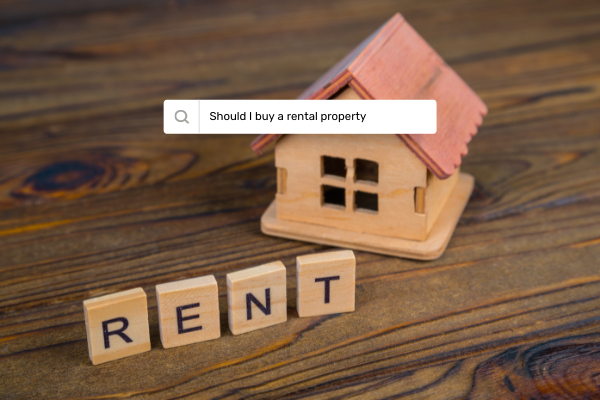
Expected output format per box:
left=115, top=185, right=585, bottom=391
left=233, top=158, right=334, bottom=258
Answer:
left=274, top=134, right=429, bottom=241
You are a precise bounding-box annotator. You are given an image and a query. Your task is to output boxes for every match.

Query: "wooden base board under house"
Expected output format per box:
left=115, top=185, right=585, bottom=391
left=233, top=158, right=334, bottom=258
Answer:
left=261, top=173, right=474, bottom=260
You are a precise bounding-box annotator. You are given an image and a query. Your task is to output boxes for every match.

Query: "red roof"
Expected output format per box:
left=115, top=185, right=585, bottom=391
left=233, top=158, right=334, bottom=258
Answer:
left=251, top=13, right=487, bottom=180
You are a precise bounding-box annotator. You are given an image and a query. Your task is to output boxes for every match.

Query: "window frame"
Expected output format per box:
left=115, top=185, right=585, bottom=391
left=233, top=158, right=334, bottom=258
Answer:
left=319, top=155, right=379, bottom=215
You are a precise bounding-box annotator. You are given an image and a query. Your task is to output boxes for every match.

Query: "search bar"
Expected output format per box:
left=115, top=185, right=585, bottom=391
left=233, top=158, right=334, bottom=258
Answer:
left=164, top=100, right=436, bottom=134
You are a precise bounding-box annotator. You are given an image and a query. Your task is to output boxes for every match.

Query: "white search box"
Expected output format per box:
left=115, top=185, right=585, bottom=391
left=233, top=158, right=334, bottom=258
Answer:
left=164, top=100, right=436, bottom=134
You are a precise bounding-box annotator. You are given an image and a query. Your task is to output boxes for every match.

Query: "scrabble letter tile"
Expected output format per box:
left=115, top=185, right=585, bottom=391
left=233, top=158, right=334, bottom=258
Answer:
left=83, top=288, right=150, bottom=365
left=156, top=275, right=220, bottom=349
left=227, top=261, right=287, bottom=335
left=296, top=250, right=355, bottom=317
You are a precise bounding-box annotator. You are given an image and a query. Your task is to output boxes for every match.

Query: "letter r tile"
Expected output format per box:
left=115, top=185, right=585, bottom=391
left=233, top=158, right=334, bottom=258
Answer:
left=83, top=288, right=150, bottom=365
left=156, top=275, right=220, bottom=349
left=227, top=261, right=287, bottom=335
left=296, top=250, right=356, bottom=317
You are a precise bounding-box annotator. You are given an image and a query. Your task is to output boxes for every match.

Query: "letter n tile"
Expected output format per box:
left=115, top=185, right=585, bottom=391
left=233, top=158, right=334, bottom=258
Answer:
left=227, top=261, right=287, bottom=335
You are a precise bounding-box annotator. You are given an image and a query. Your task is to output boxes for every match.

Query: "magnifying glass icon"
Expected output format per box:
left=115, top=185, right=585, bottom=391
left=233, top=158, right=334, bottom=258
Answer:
left=175, top=110, right=189, bottom=124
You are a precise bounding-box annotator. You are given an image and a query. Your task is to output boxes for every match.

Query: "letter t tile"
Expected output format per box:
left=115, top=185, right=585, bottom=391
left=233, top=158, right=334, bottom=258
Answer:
left=296, top=250, right=355, bottom=317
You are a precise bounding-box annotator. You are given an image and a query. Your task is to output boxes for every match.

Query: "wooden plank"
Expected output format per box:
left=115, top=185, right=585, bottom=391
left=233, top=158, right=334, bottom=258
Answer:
left=1, top=0, right=600, bottom=398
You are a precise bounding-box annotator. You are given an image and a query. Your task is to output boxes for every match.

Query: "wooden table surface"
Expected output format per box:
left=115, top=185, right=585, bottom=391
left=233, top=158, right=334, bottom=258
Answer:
left=1, top=0, right=600, bottom=398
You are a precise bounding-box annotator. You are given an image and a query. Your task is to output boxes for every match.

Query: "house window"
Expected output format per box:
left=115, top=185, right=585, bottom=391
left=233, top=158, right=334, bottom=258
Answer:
left=355, top=159, right=378, bottom=184
left=322, top=185, right=345, bottom=209
left=355, top=190, right=378, bottom=212
left=322, top=156, right=346, bottom=179
left=320, top=156, right=379, bottom=214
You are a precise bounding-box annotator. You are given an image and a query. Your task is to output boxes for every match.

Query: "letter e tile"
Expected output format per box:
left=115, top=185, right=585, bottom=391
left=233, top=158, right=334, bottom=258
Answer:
left=156, top=275, right=220, bottom=349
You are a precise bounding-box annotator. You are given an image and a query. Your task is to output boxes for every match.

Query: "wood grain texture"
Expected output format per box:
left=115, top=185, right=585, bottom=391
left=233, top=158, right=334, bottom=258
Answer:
left=156, top=275, right=220, bottom=349
left=227, top=261, right=287, bottom=335
left=1, top=0, right=600, bottom=398
left=275, top=134, right=428, bottom=241
left=296, top=250, right=355, bottom=318
left=83, top=288, right=150, bottom=365
left=466, top=334, right=600, bottom=399
left=262, top=173, right=475, bottom=260
left=425, top=168, right=460, bottom=233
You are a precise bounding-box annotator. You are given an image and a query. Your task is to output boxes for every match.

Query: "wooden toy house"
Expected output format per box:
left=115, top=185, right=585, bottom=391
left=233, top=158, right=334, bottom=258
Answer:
left=252, top=14, right=487, bottom=260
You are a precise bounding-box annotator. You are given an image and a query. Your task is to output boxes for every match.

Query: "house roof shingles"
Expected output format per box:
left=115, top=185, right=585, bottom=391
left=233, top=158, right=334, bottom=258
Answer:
left=251, top=13, right=487, bottom=180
